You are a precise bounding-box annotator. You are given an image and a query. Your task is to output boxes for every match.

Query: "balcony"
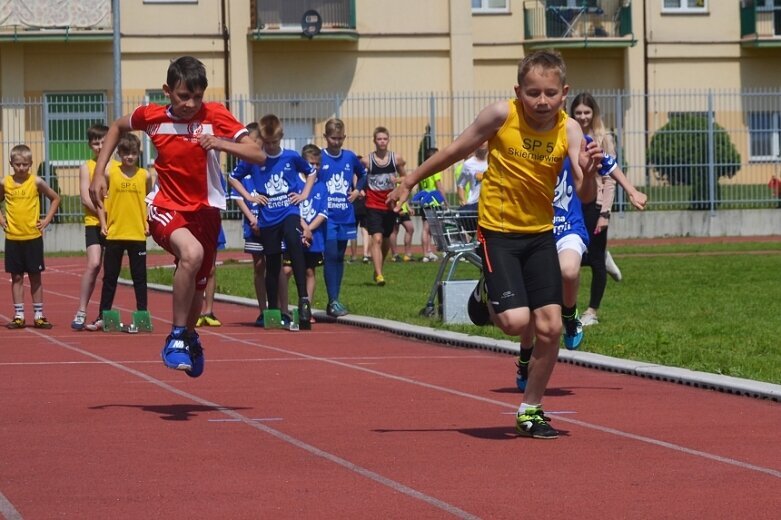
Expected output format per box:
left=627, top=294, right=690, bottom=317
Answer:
left=0, top=0, right=112, bottom=41
left=251, top=0, right=357, bottom=41
left=523, top=0, right=635, bottom=49
left=740, top=1, right=781, bottom=47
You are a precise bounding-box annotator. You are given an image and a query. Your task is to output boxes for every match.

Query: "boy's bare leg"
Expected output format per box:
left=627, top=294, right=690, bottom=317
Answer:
left=169, top=228, right=204, bottom=328
left=77, top=243, right=102, bottom=314
left=305, top=268, right=316, bottom=305
left=524, top=304, right=562, bottom=405
left=559, top=250, right=581, bottom=308
left=370, top=232, right=385, bottom=278
left=402, top=220, right=414, bottom=256
left=28, top=272, right=43, bottom=305
left=10, top=273, right=25, bottom=305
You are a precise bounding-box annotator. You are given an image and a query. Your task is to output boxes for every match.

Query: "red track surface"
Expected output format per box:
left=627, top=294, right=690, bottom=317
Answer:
left=1, top=255, right=780, bottom=519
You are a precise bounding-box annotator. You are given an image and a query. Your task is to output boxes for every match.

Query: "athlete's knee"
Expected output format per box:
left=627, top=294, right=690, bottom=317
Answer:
left=494, top=307, right=530, bottom=337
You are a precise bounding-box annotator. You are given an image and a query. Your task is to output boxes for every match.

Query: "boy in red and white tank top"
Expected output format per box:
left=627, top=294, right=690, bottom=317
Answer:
left=90, top=56, right=265, bottom=378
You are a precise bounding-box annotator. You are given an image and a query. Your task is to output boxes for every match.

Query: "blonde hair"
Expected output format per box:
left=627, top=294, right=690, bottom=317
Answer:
left=373, top=126, right=389, bottom=139
left=301, top=143, right=321, bottom=161
left=517, top=50, right=567, bottom=87
left=569, top=92, right=614, bottom=154
left=324, top=118, right=345, bottom=136
left=9, top=144, right=32, bottom=164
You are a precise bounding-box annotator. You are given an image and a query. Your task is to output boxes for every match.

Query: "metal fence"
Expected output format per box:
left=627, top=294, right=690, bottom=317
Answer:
left=2, top=88, right=780, bottom=222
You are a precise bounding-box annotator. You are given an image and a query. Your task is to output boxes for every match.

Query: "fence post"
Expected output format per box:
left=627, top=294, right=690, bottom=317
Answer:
left=615, top=90, right=625, bottom=214
left=334, top=93, right=341, bottom=119
left=707, top=90, right=716, bottom=215
left=429, top=92, right=437, bottom=148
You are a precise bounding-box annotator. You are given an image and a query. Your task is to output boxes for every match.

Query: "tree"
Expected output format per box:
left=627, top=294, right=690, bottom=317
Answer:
left=648, top=113, right=741, bottom=210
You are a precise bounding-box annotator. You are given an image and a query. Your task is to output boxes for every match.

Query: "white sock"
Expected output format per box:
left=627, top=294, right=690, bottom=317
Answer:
left=518, top=402, right=541, bottom=415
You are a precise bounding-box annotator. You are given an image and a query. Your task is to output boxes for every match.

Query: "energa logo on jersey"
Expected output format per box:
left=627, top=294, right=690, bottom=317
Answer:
left=553, top=170, right=573, bottom=212
left=300, top=198, right=316, bottom=222
left=326, top=172, right=350, bottom=195
left=265, top=173, right=289, bottom=197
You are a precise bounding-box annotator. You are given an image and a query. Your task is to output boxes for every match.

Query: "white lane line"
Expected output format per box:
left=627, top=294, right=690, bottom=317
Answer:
left=201, top=329, right=781, bottom=481
left=0, top=491, right=23, bottom=520
left=10, top=327, right=480, bottom=520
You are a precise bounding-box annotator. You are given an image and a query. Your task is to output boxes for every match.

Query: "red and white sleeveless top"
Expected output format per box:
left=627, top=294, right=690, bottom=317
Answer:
left=131, top=102, right=247, bottom=211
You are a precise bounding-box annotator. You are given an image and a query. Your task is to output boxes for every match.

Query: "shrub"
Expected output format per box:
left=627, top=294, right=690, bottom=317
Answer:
left=648, top=113, right=741, bottom=210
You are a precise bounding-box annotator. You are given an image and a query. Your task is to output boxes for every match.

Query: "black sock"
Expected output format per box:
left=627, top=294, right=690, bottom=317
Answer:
left=562, top=305, right=577, bottom=320
left=519, top=346, right=533, bottom=363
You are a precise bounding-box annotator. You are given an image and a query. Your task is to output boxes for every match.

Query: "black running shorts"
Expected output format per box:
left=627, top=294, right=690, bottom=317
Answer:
left=477, top=227, right=561, bottom=313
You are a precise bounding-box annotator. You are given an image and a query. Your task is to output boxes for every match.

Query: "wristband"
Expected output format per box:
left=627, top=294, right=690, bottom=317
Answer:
left=599, top=211, right=611, bottom=220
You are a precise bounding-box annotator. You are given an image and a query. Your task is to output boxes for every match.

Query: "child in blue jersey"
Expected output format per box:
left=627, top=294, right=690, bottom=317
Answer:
left=231, top=114, right=316, bottom=328
left=281, top=144, right=328, bottom=323
left=319, top=118, right=366, bottom=317
left=229, top=122, right=269, bottom=326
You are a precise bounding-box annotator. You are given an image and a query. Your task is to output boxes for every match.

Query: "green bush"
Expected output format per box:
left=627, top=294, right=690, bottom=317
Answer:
left=648, top=113, right=741, bottom=210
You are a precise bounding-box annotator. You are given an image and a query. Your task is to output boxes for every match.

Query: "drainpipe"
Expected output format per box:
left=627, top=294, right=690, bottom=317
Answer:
left=112, top=0, right=122, bottom=118
left=221, top=0, right=230, bottom=108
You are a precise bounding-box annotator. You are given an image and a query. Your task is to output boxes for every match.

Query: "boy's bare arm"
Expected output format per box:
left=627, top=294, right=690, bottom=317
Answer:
left=35, top=177, right=61, bottom=229
left=91, top=115, right=132, bottom=209
left=199, top=134, right=266, bottom=165
left=388, top=101, right=507, bottom=209
left=79, top=163, right=100, bottom=212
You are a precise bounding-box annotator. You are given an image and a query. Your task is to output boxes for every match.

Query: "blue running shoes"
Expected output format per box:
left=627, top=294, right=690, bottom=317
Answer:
left=185, top=331, right=204, bottom=378
left=563, top=316, right=583, bottom=350
left=161, top=328, right=192, bottom=371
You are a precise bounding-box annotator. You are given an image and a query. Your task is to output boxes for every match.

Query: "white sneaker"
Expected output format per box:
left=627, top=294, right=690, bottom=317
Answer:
left=85, top=319, right=104, bottom=331
left=605, top=251, right=622, bottom=282
left=580, top=312, right=599, bottom=327
left=422, top=252, right=439, bottom=263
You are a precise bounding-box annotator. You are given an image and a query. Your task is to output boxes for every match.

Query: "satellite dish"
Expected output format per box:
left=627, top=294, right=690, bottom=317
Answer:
left=301, top=9, right=322, bottom=39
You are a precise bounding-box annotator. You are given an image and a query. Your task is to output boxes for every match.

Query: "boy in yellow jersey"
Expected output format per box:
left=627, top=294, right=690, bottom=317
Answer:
left=388, top=50, right=601, bottom=439
left=71, top=124, right=121, bottom=330
left=88, top=134, right=152, bottom=330
left=0, top=145, right=61, bottom=329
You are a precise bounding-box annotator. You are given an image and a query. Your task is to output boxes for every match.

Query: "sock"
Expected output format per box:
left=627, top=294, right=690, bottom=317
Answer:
left=171, top=325, right=187, bottom=338
left=13, top=304, right=24, bottom=319
left=518, top=402, right=541, bottom=415
left=75, top=310, right=87, bottom=318
left=33, top=303, right=44, bottom=320
left=562, top=305, right=577, bottom=320
left=519, top=346, right=533, bottom=364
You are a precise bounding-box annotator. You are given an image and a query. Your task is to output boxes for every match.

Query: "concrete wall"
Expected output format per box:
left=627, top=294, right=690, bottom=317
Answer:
left=5, top=210, right=780, bottom=254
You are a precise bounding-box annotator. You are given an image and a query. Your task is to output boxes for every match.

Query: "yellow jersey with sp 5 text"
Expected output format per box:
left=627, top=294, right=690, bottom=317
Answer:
left=479, top=100, right=568, bottom=233
left=105, top=165, right=148, bottom=241
left=3, top=174, right=42, bottom=240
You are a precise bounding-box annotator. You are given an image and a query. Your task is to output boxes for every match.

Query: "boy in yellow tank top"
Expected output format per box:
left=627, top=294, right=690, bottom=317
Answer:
left=71, top=124, right=122, bottom=330
left=388, top=50, right=602, bottom=439
left=0, top=144, right=61, bottom=329
left=88, top=133, right=152, bottom=330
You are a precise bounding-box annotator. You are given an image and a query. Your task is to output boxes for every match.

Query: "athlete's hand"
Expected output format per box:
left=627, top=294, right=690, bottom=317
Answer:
left=579, top=138, right=603, bottom=178
left=386, top=183, right=411, bottom=213
left=255, top=194, right=269, bottom=206
left=348, top=189, right=361, bottom=203
left=198, top=134, right=223, bottom=152
left=89, top=174, right=108, bottom=210
left=289, top=192, right=305, bottom=205
left=594, top=217, right=609, bottom=235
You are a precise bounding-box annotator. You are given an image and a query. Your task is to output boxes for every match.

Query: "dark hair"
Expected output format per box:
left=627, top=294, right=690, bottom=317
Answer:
left=259, top=114, right=283, bottom=139
left=117, top=133, right=141, bottom=156
left=517, top=50, right=566, bottom=87
left=167, top=56, right=208, bottom=92
left=245, top=122, right=259, bottom=132
left=87, top=123, right=109, bottom=142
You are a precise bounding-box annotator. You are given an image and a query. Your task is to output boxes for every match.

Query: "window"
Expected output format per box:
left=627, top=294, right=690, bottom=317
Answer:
left=44, top=93, right=107, bottom=165
left=143, top=90, right=168, bottom=167
left=748, top=112, right=781, bottom=161
left=471, top=0, right=509, bottom=13
left=662, top=0, right=707, bottom=13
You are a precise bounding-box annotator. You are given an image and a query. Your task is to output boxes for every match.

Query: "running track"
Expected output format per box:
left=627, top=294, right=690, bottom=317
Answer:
left=0, top=255, right=779, bottom=519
